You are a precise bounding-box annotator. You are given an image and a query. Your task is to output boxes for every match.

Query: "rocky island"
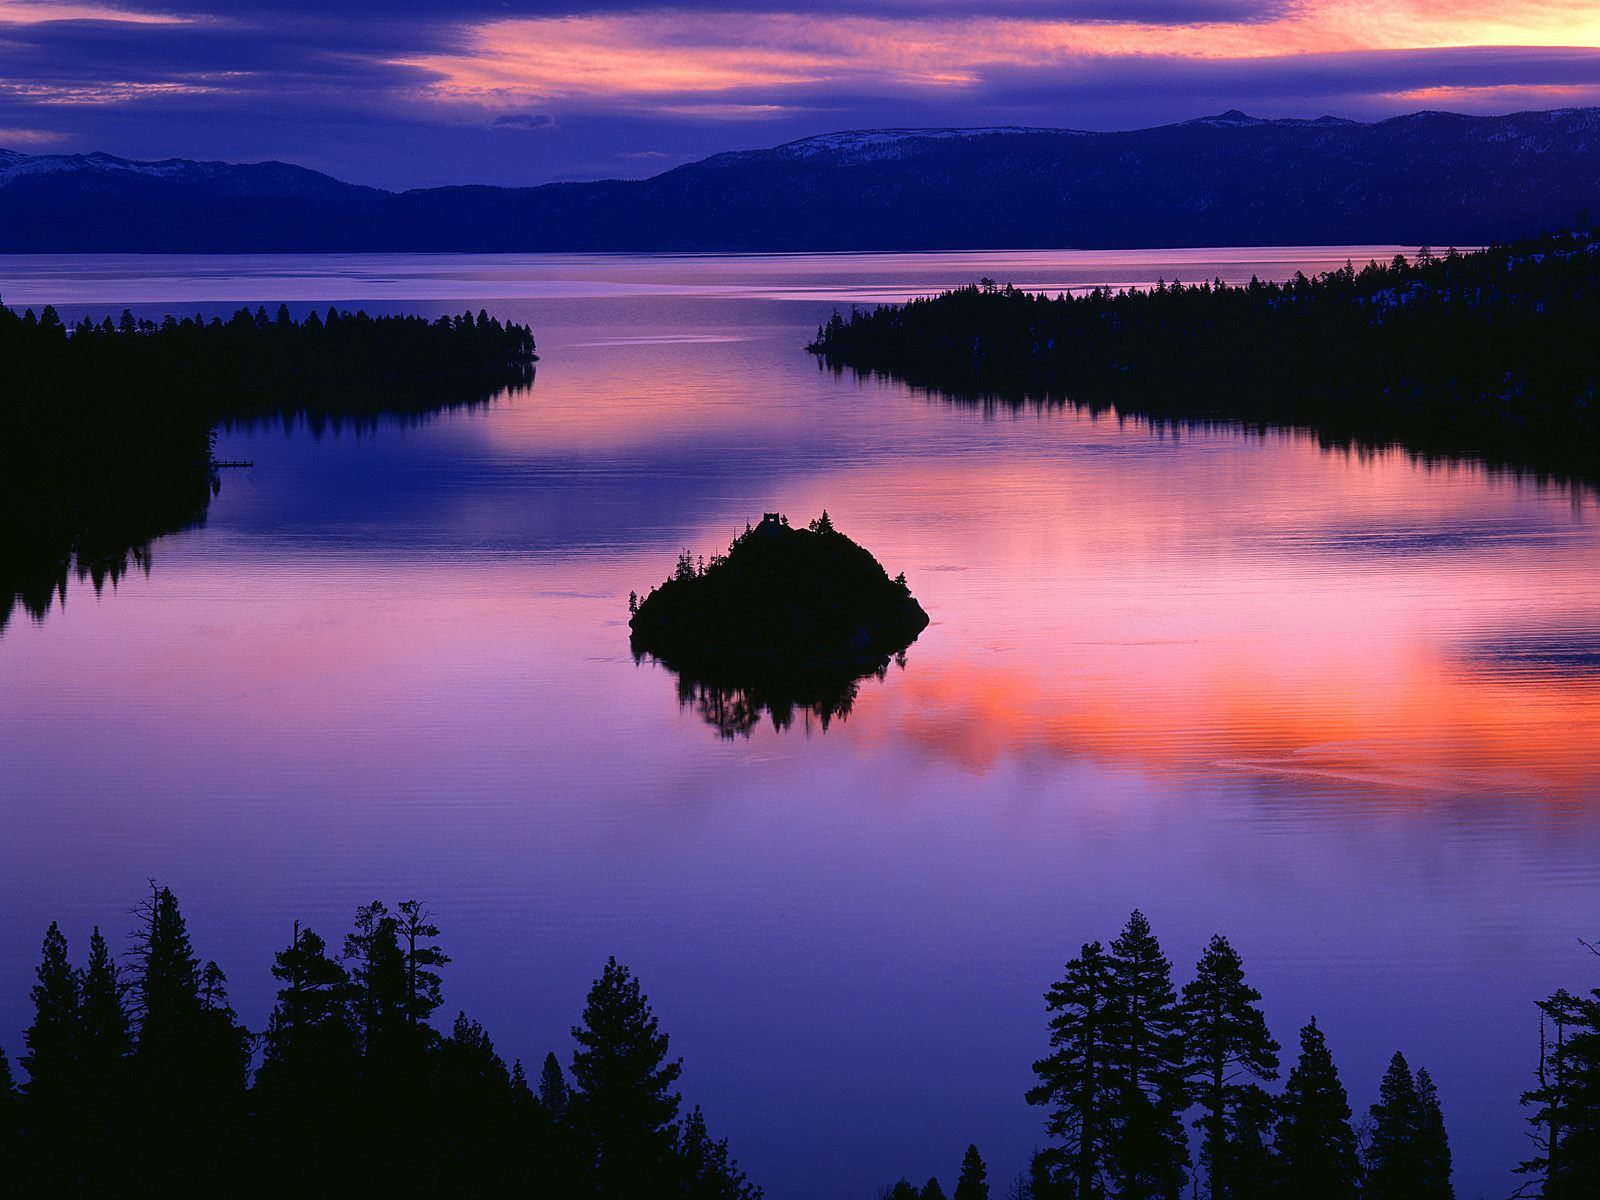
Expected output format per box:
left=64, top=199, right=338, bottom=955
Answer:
left=628, top=513, right=929, bottom=734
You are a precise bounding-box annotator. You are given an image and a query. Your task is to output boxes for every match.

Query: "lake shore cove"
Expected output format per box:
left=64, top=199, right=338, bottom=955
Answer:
left=629, top=513, right=930, bottom=678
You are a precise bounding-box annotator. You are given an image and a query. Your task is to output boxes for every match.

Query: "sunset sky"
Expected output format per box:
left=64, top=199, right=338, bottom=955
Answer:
left=4, top=0, right=1600, bottom=187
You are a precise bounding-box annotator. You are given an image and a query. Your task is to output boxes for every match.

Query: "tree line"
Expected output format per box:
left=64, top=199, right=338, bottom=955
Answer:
left=0, top=302, right=537, bottom=634
left=808, top=228, right=1600, bottom=488
left=878, top=911, right=1599, bottom=1200
left=0, top=885, right=756, bottom=1199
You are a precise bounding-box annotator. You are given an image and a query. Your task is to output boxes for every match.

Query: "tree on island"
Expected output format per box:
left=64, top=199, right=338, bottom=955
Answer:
left=1273, top=1018, right=1361, bottom=1199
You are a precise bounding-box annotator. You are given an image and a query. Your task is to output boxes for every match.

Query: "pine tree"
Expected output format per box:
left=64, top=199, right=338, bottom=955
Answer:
left=1520, top=985, right=1600, bottom=1199
left=540, top=1049, right=571, bottom=1120
left=343, top=901, right=408, bottom=1060
left=570, top=957, right=684, bottom=1200
left=1027, top=941, right=1119, bottom=1200
left=1274, top=1018, right=1360, bottom=1200
left=1414, top=1068, right=1453, bottom=1199
left=76, top=926, right=131, bottom=1188
left=921, top=1177, right=949, bottom=1200
left=679, top=1105, right=762, bottom=1199
left=395, top=899, right=450, bottom=1038
left=1106, top=912, right=1188, bottom=1199
left=256, top=922, right=358, bottom=1189
left=954, top=1144, right=989, bottom=1200
left=21, top=922, right=78, bottom=1109
left=126, top=885, right=249, bottom=1196
left=1366, top=1052, right=1425, bottom=1200
left=1181, top=935, right=1279, bottom=1200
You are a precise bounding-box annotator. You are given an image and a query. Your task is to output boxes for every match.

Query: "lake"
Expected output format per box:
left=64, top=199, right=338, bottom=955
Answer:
left=2, top=249, right=1598, bottom=1199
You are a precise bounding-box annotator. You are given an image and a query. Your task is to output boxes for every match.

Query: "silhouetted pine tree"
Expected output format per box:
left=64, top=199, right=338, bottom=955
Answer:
left=437, top=1011, right=517, bottom=1192
left=1414, top=1068, right=1453, bottom=1199
left=1520, top=984, right=1600, bottom=1198
left=1027, top=941, right=1119, bottom=1200
left=255, top=922, right=358, bottom=1189
left=20, top=921, right=78, bottom=1189
left=570, top=956, right=684, bottom=1199
left=679, top=1105, right=762, bottom=1199
left=921, top=1177, right=949, bottom=1200
left=396, top=899, right=450, bottom=1038
left=342, top=901, right=419, bottom=1191
left=76, top=926, right=130, bottom=1189
left=541, top=1048, right=571, bottom=1119
left=1106, top=912, right=1188, bottom=1199
left=127, top=884, right=250, bottom=1196
left=1181, top=935, right=1279, bottom=1200
left=1274, top=1018, right=1360, bottom=1199
left=954, top=1145, right=989, bottom=1200
left=1367, top=1052, right=1429, bottom=1200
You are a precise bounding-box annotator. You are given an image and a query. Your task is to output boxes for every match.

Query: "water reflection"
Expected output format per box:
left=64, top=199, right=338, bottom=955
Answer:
left=638, top=650, right=910, bottom=738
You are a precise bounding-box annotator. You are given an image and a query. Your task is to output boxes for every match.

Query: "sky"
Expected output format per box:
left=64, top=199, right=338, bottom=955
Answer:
left=3, top=1, right=1600, bottom=189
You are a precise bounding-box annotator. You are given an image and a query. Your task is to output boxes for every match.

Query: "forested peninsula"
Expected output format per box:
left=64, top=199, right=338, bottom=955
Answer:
left=0, top=304, right=536, bottom=632
left=809, top=229, right=1600, bottom=485
left=1, top=895, right=1595, bottom=1198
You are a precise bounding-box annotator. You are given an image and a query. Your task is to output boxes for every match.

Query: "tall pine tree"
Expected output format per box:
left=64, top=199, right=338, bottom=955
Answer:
left=76, top=926, right=130, bottom=1190
left=1027, top=941, right=1119, bottom=1200
left=1520, top=984, right=1600, bottom=1199
left=1367, top=1052, right=1429, bottom=1200
left=954, top=1145, right=989, bottom=1200
left=1181, top=935, right=1279, bottom=1200
left=1106, top=912, right=1188, bottom=1200
left=1273, top=1017, right=1360, bottom=1200
left=20, top=921, right=78, bottom=1190
left=570, top=957, right=684, bottom=1200
left=678, top=1105, right=762, bottom=1200
left=1414, top=1068, right=1453, bottom=1200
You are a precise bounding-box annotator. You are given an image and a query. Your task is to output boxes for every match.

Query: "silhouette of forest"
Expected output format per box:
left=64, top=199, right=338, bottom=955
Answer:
left=872, top=911, right=1600, bottom=1200
left=629, top=513, right=926, bottom=738
left=0, top=303, right=536, bottom=633
left=3, top=899, right=1596, bottom=1198
left=809, top=229, right=1600, bottom=488
left=0, top=885, right=759, bottom=1199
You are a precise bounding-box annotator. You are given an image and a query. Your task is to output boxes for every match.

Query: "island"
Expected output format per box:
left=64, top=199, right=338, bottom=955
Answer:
left=628, top=512, right=930, bottom=736
left=1, top=303, right=536, bottom=632
left=808, top=227, right=1600, bottom=487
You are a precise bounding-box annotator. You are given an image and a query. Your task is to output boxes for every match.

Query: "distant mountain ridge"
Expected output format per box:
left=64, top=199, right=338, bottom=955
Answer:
left=4, top=107, right=1600, bottom=253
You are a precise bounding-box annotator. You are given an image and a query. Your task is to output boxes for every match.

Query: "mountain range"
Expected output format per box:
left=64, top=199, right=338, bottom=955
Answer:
left=4, top=108, right=1600, bottom=253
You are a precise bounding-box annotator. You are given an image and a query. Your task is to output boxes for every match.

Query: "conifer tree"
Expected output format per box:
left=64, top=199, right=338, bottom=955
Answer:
left=343, top=901, right=408, bottom=1059
left=257, top=922, right=357, bottom=1188
left=540, top=1048, right=571, bottom=1120
left=1027, top=941, right=1119, bottom=1200
left=921, top=1177, right=949, bottom=1200
left=1181, top=935, right=1279, bottom=1200
left=1274, top=1018, right=1360, bottom=1199
left=1520, top=984, right=1600, bottom=1198
left=77, top=926, right=131, bottom=1188
left=570, top=956, right=684, bottom=1200
left=395, top=899, right=450, bottom=1037
left=1106, top=911, right=1188, bottom=1199
left=21, top=922, right=78, bottom=1111
left=1366, top=1052, right=1425, bottom=1200
left=679, top=1105, right=762, bottom=1200
left=954, top=1145, right=989, bottom=1200
left=1414, top=1068, right=1453, bottom=1199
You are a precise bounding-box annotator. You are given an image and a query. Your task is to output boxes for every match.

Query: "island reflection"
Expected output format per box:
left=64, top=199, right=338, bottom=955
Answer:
left=638, top=649, right=910, bottom=738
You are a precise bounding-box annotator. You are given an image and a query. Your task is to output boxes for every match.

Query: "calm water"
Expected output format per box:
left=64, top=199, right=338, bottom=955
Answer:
left=3, top=250, right=1598, bottom=1199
